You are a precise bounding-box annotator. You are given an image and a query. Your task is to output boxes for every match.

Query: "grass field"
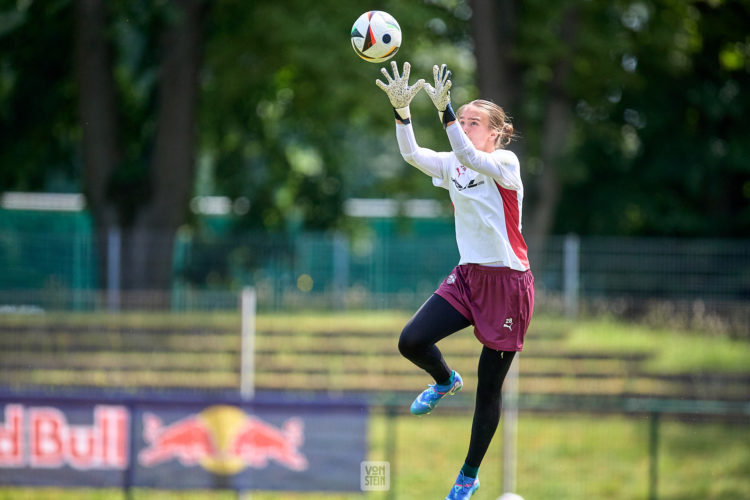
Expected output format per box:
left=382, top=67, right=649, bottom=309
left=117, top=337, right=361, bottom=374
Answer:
left=2, top=413, right=748, bottom=499
left=1, top=311, right=749, bottom=499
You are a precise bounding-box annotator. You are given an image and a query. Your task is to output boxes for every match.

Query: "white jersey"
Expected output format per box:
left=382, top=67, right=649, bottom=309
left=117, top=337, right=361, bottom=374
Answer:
left=395, top=121, right=530, bottom=271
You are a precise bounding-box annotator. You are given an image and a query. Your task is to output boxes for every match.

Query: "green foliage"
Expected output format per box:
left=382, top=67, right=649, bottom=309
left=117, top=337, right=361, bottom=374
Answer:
left=553, top=0, right=750, bottom=236
left=0, top=0, right=78, bottom=192
left=198, top=0, right=471, bottom=231
left=0, top=0, right=748, bottom=236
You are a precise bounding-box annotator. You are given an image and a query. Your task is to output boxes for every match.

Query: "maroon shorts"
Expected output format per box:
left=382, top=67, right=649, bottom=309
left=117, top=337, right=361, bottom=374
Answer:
left=435, top=264, right=535, bottom=351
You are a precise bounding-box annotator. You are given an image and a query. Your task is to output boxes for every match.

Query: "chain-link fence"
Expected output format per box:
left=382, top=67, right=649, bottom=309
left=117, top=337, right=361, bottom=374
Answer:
left=1, top=208, right=749, bottom=332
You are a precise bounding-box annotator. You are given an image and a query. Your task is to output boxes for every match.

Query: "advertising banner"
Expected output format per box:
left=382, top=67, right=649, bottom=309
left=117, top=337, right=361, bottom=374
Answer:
left=0, top=393, right=367, bottom=492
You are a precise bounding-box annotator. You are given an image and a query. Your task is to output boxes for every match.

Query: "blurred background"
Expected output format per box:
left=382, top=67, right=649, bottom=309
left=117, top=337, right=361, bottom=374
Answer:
left=0, top=0, right=749, bottom=499
left=1, top=0, right=749, bottom=309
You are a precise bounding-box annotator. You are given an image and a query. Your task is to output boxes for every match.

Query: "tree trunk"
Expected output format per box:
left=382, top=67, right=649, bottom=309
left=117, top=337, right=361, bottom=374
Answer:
left=469, top=0, right=578, bottom=264
left=76, top=0, right=204, bottom=299
left=469, top=0, right=523, bottom=118
left=525, top=8, right=579, bottom=256
left=122, top=0, right=204, bottom=293
left=74, top=0, right=120, bottom=289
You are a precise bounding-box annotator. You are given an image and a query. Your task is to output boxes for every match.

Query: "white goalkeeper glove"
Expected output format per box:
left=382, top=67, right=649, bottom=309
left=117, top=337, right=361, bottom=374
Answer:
left=424, top=64, right=456, bottom=128
left=375, top=61, right=425, bottom=124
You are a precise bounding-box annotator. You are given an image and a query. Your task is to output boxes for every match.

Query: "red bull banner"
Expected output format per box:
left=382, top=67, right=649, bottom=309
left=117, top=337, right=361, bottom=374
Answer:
left=0, top=393, right=368, bottom=492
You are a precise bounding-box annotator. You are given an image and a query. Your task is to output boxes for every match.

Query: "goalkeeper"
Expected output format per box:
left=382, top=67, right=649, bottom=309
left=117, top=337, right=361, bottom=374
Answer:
left=376, top=61, right=535, bottom=500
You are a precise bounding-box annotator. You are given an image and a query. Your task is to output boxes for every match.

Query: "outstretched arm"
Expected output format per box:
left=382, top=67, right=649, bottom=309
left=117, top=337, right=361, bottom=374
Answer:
left=396, top=122, right=449, bottom=178
left=425, top=63, right=522, bottom=189
left=376, top=61, right=445, bottom=178
left=446, top=123, right=522, bottom=190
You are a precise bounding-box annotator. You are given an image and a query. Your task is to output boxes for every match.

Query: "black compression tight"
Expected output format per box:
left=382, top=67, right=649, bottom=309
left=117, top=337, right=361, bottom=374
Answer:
left=399, top=294, right=471, bottom=383
left=467, top=346, right=516, bottom=467
left=399, top=293, right=517, bottom=468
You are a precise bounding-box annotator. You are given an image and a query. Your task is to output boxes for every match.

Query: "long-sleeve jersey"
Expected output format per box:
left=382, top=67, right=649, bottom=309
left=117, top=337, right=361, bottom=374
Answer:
left=396, top=121, right=530, bottom=271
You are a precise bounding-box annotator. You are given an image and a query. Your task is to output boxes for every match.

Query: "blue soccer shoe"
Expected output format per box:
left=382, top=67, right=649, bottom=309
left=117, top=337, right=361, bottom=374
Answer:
left=409, top=370, right=462, bottom=415
left=445, top=470, right=480, bottom=499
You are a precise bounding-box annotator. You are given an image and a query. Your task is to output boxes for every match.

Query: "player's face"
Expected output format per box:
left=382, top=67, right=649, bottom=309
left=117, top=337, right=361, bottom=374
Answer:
left=459, top=105, right=498, bottom=153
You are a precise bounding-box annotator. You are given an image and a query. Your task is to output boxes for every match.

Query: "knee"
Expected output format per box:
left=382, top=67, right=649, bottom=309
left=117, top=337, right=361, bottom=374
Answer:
left=398, top=325, right=423, bottom=359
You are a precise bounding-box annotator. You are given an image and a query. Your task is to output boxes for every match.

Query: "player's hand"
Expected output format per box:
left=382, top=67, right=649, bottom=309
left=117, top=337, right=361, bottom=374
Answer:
left=375, top=61, right=425, bottom=124
left=424, top=64, right=456, bottom=128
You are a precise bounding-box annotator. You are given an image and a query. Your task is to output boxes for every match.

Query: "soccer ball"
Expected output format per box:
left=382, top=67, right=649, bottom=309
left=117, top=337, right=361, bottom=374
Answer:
left=350, top=11, right=402, bottom=63
left=498, top=494, right=525, bottom=500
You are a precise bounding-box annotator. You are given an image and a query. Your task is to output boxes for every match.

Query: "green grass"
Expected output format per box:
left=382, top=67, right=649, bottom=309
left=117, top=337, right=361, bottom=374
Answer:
left=4, top=309, right=749, bottom=375
left=2, top=413, right=748, bottom=500
left=1, top=311, right=749, bottom=498
left=256, top=310, right=413, bottom=333
left=559, top=315, right=750, bottom=373
left=0, top=309, right=411, bottom=331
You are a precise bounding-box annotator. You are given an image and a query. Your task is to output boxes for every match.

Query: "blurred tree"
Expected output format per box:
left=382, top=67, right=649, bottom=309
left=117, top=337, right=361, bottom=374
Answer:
left=469, top=0, right=750, bottom=241
left=0, top=0, right=748, bottom=293
left=0, top=1, right=78, bottom=192
left=470, top=0, right=637, bottom=253
left=74, top=0, right=205, bottom=292
left=75, top=0, right=119, bottom=283
left=197, top=0, right=470, bottom=233
left=555, top=0, right=750, bottom=237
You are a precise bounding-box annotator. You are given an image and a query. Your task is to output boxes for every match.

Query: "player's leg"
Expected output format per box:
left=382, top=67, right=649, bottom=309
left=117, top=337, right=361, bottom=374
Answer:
left=398, top=293, right=470, bottom=383
left=399, top=293, right=470, bottom=415
left=464, top=348, right=516, bottom=477
left=445, top=348, right=515, bottom=499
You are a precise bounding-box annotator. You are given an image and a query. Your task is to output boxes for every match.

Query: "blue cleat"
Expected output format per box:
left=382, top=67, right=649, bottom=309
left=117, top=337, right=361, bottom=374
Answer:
left=445, top=470, right=480, bottom=499
left=409, top=370, right=462, bottom=415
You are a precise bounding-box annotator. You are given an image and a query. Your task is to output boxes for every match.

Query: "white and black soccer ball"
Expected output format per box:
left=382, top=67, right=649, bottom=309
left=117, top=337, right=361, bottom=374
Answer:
left=498, top=493, right=525, bottom=500
left=350, top=11, right=402, bottom=63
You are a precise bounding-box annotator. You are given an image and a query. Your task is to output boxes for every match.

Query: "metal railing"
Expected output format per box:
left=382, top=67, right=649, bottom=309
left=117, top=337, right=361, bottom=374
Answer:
left=1, top=222, right=748, bottom=331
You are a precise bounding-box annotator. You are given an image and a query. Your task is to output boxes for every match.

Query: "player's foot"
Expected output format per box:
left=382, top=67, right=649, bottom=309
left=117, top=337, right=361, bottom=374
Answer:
left=409, top=370, right=462, bottom=415
left=445, top=470, right=479, bottom=499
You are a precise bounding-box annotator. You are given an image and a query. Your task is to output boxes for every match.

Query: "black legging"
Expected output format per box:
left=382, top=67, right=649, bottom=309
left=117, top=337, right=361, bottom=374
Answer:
left=399, top=293, right=517, bottom=468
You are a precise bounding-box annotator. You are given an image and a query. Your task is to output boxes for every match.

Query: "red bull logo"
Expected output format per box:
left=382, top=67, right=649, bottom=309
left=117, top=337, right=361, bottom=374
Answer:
left=1, top=398, right=365, bottom=491
left=138, top=405, right=308, bottom=475
left=0, top=404, right=128, bottom=470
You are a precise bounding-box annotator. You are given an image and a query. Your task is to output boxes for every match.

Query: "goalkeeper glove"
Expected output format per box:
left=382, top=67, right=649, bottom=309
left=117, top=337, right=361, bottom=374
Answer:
left=424, top=64, right=456, bottom=128
left=375, top=61, right=425, bottom=124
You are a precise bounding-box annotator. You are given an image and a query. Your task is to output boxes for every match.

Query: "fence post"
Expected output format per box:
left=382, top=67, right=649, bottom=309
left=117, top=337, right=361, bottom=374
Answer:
left=502, top=354, right=520, bottom=495
left=72, top=231, right=83, bottom=310
left=238, top=289, right=256, bottom=498
left=332, top=232, right=349, bottom=310
left=123, top=401, right=137, bottom=500
left=240, top=287, right=256, bottom=400
left=648, top=411, right=660, bottom=500
left=107, top=226, right=121, bottom=312
left=563, top=233, right=580, bottom=318
left=385, top=404, right=398, bottom=500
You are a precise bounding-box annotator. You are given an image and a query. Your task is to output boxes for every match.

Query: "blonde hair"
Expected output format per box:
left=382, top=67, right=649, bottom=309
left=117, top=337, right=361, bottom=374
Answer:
left=457, top=99, right=515, bottom=149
